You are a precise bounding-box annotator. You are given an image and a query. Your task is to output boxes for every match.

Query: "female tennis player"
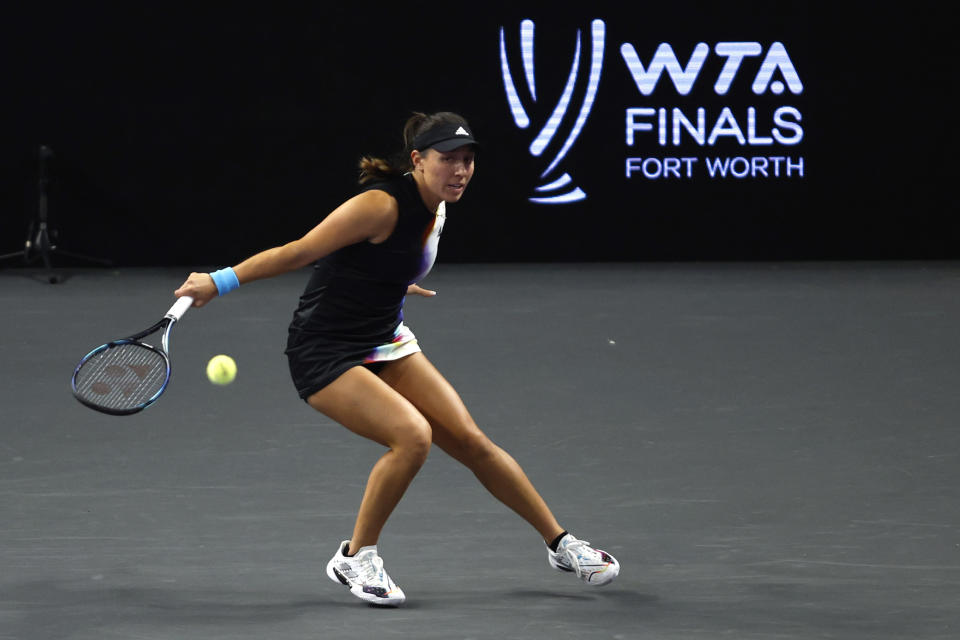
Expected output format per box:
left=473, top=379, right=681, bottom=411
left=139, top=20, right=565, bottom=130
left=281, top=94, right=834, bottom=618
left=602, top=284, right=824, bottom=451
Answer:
left=174, top=111, right=619, bottom=606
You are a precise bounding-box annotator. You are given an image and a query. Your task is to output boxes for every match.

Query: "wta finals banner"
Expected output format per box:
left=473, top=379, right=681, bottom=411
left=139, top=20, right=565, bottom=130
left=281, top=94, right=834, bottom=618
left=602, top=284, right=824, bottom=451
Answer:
left=494, top=18, right=806, bottom=205
left=429, top=7, right=814, bottom=261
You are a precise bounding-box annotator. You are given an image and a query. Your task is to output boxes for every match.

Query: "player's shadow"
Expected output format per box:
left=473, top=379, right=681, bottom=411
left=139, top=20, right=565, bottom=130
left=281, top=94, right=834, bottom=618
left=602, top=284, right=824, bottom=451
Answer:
left=506, top=588, right=657, bottom=604
left=408, top=586, right=658, bottom=613
left=0, top=579, right=334, bottom=640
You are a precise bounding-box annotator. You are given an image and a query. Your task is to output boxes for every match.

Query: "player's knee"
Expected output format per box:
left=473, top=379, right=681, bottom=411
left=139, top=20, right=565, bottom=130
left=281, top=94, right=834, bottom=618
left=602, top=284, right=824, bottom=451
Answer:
left=453, top=429, right=497, bottom=464
left=396, top=415, right=432, bottom=467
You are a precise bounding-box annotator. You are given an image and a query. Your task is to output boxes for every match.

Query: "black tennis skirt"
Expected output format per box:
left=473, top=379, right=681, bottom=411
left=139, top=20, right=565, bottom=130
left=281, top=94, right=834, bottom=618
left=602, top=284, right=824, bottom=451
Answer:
left=285, top=321, right=421, bottom=400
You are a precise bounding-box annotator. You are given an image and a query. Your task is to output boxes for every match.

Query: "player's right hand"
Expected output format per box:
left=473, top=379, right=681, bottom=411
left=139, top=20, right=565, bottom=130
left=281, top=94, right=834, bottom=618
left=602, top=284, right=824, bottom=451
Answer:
left=174, top=272, right=219, bottom=307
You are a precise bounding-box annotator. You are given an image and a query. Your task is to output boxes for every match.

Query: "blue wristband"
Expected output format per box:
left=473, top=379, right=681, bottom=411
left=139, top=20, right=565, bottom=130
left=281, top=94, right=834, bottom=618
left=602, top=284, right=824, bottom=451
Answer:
left=210, top=267, right=240, bottom=296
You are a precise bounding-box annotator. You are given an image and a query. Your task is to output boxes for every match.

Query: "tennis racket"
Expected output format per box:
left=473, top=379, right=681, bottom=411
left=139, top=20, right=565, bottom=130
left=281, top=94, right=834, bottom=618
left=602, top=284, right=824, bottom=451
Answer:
left=71, top=295, right=194, bottom=415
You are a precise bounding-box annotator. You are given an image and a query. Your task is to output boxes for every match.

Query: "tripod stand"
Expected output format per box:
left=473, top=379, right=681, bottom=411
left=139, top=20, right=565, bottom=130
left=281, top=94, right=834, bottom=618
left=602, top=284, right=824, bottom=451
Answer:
left=0, top=145, right=111, bottom=283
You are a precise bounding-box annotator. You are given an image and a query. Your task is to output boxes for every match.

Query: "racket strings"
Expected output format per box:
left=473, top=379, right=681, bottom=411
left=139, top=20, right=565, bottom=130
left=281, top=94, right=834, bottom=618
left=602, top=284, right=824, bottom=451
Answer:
left=74, top=342, right=168, bottom=411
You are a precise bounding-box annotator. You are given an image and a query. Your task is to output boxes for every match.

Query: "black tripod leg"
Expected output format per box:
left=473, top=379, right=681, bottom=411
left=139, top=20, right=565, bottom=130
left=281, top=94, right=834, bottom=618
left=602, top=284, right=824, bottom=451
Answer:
left=1, top=145, right=113, bottom=279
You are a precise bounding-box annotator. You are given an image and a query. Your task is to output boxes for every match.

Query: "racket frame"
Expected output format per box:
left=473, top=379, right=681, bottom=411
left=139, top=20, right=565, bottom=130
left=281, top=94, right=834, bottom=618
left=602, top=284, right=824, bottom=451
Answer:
left=71, top=296, right=194, bottom=415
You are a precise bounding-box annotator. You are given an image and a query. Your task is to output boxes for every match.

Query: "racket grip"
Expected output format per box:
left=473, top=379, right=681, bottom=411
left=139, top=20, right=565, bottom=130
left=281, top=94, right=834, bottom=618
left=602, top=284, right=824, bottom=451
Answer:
left=166, top=296, right=194, bottom=322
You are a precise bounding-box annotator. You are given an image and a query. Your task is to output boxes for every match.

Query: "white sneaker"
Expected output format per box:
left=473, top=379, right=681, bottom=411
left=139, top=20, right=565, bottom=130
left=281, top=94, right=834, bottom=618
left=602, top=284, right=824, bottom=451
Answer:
left=325, top=540, right=406, bottom=606
left=547, top=533, right=620, bottom=586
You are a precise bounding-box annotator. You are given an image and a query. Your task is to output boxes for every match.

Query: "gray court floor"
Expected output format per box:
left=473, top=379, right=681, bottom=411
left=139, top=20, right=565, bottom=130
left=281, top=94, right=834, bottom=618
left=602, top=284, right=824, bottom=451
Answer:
left=1, top=262, right=958, bottom=639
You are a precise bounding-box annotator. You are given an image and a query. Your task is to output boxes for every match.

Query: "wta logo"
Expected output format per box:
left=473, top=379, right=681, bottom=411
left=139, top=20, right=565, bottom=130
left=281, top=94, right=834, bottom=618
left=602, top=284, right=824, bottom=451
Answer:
left=499, top=19, right=605, bottom=204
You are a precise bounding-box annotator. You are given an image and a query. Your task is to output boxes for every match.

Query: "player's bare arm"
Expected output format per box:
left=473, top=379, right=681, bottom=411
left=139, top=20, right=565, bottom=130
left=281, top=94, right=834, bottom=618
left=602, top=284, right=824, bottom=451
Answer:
left=174, top=191, right=398, bottom=306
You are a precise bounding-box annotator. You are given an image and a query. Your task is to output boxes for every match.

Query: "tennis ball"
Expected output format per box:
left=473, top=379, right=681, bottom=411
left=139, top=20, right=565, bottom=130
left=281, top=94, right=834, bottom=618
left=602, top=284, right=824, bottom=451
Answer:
left=206, top=354, right=237, bottom=385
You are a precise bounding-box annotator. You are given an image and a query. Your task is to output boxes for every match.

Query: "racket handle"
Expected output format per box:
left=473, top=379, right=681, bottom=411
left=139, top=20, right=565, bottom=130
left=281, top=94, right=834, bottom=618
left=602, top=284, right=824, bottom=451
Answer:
left=166, top=296, right=194, bottom=322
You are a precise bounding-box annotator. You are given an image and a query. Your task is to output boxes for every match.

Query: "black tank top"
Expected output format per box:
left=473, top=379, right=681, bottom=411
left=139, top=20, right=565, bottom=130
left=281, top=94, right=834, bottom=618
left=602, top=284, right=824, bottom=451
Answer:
left=288, top=173, right=446, bottom=340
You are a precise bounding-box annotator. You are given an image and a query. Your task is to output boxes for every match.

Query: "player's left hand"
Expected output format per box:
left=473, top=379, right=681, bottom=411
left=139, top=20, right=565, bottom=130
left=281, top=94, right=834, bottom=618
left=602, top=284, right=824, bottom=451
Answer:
left=406, top=283, right=436, bottom=297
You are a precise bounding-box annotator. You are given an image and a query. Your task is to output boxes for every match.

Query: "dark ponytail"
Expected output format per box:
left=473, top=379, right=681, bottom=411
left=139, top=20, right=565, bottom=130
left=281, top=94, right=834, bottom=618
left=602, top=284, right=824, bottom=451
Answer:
left=358, top=111, right=471, bottom=184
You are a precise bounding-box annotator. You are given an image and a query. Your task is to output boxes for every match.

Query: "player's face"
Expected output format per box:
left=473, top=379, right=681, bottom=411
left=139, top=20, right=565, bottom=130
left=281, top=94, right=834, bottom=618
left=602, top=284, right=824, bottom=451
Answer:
left=413, top=146, right=476, bottom=209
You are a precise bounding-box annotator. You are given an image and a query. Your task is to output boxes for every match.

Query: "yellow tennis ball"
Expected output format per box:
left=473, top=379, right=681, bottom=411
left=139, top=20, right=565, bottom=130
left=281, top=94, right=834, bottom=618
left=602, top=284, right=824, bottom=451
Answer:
left=206, top=354, right=237, bottom=385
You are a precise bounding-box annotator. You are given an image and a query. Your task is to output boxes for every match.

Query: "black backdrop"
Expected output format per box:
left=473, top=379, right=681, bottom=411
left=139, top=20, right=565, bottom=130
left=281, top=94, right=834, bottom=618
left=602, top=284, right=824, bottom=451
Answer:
left=0, top=3, right=954, bottom=266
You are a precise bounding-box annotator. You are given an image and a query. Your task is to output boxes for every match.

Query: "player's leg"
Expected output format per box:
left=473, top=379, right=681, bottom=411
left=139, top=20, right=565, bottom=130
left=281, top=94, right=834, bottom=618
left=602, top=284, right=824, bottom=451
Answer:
left=307, top=365, right=432, bottom=553
left=378, top=352, right=564, bottom=543
left=307, top=365, right=431, bottom=605
left=379, top=352, right=620, bottom=586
